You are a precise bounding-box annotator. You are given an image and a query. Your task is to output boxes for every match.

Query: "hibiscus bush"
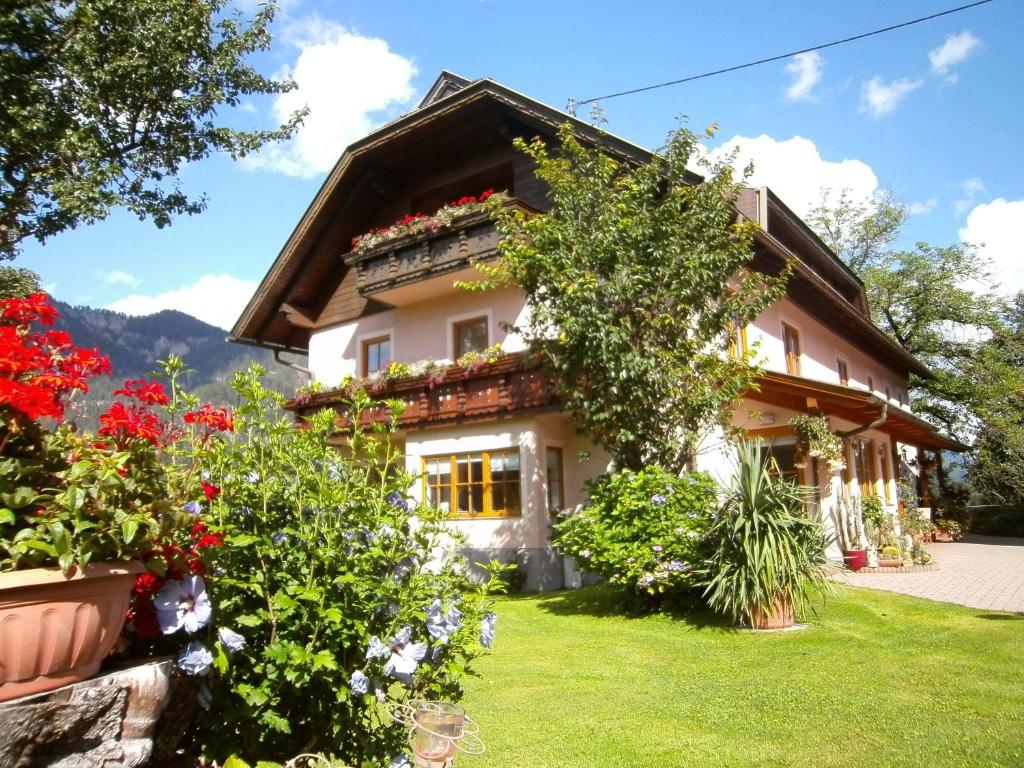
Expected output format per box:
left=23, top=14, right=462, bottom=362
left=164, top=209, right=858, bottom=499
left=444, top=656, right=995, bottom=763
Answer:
left=552, top=465, right=716, bottom=603
left=170, top=367, right=498, bottom=766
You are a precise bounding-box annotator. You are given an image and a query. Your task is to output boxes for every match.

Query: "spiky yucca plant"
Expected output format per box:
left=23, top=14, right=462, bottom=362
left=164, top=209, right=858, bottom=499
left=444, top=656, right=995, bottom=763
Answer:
left=700, top=440, right=834, bottom=625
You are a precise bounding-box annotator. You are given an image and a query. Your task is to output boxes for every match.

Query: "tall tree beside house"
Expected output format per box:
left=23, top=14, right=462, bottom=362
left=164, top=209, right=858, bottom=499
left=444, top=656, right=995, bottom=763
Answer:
left=807, top=192, right=1002, bottom=442
left=969, top=294, right=1024, bottom=520
left=477, top=122, right=787, bottom=473
left=0, top=0, right=305, bottom=258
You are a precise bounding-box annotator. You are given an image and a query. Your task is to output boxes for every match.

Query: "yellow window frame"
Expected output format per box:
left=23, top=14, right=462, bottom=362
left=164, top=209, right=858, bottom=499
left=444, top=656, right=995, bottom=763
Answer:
left=422, top=449, right=522, bottom=519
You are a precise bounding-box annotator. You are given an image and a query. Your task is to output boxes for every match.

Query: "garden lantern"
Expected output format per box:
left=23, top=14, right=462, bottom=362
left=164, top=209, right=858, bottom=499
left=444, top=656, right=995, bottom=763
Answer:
left=390, top=699, right=484, bottom=767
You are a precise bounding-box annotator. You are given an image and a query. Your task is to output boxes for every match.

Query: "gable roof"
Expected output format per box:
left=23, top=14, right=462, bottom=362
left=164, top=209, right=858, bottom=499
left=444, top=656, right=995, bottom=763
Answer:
left=229, top=71, right=930, bottom=381
left=230, top=74, right=661, bottom=354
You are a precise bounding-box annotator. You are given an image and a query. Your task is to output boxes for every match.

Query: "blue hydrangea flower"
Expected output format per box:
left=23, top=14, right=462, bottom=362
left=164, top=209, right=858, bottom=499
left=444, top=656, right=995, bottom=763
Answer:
left=218, top=627, right=246, bottom=654
left=366, top=636, right=389, bottom=660
left=183, top=501, right=202, bottom=515
left=272, top=532, right=288, bottom=545
left=154, top=575, right=212, bottom=635
left=350, top=669, right=370, bottom=695
left=390, top=755, right=412, bottom=768
left=391, top=556, right=416, bottom=582
left=651, top=494, right=667, bottom=505
left=177, top=640, right=214, bottom=676
left=480, top=612, right=497, bottom=649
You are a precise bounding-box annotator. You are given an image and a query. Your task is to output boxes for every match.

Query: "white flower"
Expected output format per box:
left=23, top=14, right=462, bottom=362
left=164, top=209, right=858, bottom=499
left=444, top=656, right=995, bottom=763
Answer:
left=480, top=612, right=497, bottom=649
left=177, top=640, right=213, bottom=676
left=384, top=642, right=427, bottom=685
left=218, top=627, right=246, bottom=654
left=154, top=576, right=212, bottom=635
left=366, top=636, right=389, bottom=660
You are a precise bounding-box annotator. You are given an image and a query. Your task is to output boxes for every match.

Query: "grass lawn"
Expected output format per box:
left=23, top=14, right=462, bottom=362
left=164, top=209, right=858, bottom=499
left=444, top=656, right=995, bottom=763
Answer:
left=460, top=585, right=1024, bottom=767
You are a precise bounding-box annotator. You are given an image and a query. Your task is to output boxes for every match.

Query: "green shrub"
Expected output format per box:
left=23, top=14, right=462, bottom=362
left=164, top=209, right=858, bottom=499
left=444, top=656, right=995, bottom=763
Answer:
left=552, top=465, right=715, bottom=601
left=699, top=441, right=833, bottom=625
left=179, top=370, right=497, bottom=766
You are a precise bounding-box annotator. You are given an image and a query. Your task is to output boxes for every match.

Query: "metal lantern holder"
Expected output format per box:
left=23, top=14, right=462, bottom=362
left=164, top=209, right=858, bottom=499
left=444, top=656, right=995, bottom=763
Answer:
left=388, top=699, right=485, bottom=767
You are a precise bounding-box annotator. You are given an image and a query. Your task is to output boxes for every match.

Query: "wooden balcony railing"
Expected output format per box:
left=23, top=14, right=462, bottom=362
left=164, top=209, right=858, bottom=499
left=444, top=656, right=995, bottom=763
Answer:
left=342, top=200, right=536, bottom=297
left=286, top=352, right=558, bottom=429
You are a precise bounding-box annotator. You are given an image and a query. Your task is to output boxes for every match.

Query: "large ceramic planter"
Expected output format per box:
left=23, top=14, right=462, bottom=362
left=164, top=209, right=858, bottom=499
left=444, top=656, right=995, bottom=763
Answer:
left=749, top=596, right=795, bottom=630
left=843, top=549, right=867, bottom=571
left=0, top=561, right=143, bottom=702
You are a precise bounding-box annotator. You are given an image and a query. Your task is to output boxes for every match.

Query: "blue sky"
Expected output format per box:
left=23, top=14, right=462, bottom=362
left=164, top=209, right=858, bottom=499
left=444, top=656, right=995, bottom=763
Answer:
left=17, top=0, right=1023, bottom=329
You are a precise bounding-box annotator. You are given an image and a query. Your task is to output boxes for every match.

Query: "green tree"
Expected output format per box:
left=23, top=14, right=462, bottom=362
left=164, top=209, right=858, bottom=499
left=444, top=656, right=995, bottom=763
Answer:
left=969, top=294, right=1024, bottom=505
left=0, top=0, right=304, bottom=258
left=0, top=265, right=41, bottom=297
left=806, top=188, right=907, bottom=272
left=807, top=191, right=1000, bottom=441
left=478, top=123, right=786, bottom=472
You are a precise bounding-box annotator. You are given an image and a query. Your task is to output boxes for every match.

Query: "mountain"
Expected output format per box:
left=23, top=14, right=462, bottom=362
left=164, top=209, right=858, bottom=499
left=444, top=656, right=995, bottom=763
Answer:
left=52, top=302, right=307, bottom=425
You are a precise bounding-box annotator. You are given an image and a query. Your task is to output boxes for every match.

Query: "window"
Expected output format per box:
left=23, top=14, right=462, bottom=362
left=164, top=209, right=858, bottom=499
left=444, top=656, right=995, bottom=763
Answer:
left=853, top=439, right=877, bottom=498
left=727, top=312, right=748, bottom=358
left=782, top=323, right=801, bottom=376
left=423, top=449, right=521, bottom=518
left=837, top=358, right=849, bottom=386
left=362, top=335, right=391, bottom=376
left=757, top=440, right=801, bottom=483
left=546, top=447, right=564, bottom=514
left=878, top=442, right=893, bottom=502
left=453, top=316, right=488, bottom=358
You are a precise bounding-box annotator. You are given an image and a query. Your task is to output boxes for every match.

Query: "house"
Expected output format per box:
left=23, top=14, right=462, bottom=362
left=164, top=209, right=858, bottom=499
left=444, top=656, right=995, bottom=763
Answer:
left=231, top=72, right=962, bottom=589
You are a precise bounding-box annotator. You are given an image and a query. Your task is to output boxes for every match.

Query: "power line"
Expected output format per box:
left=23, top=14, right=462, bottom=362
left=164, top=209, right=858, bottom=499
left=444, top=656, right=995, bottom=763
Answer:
left=575, top=0, right=996, bottom=107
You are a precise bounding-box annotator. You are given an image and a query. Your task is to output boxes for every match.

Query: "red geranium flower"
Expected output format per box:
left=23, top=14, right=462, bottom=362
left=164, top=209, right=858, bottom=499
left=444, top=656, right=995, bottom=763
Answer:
left=201, top=481, right=220, bottom=501
left=114, top=379, right=171, bottom=406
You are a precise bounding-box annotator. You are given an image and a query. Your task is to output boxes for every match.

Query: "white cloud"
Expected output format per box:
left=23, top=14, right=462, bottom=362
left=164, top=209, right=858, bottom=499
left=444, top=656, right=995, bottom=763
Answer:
left=959, top=198, right=1024, bottom=295
left=954, top=177, right=986, bottom=216
left=929, top=30, right=980, bottom=82
left=908, top=198, right=938, bottom=215
left=784, top=52, right=824, bottom=102
left=105, top=274, right=257, bottom=331
left=243, top=17, right=417, bottom=178
left=858, top=76, right=922, bottom=118
left=99, top=269, right=140, bottom=287
left=703, top=134, right=879, bottom=219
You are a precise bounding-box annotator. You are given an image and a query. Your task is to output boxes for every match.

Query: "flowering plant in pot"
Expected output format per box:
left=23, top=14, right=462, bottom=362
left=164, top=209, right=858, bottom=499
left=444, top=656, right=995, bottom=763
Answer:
left=0, top=294, right=223, bottom=701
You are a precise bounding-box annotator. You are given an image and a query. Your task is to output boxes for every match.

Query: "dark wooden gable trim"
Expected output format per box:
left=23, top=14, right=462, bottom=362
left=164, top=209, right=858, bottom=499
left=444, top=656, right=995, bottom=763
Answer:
left=418, top=71, right=472, bottom=108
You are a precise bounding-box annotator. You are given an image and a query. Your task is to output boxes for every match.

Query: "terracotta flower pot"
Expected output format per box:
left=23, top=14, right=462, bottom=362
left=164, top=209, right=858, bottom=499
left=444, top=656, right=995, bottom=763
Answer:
left=749, top=595, right=795, bottom=630
left=0, top=561, right=144, bottom=702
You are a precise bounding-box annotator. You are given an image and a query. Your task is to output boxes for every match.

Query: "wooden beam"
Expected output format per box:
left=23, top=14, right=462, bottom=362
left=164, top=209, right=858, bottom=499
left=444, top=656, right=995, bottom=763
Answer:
left=280, top=302, right=317, bottom=329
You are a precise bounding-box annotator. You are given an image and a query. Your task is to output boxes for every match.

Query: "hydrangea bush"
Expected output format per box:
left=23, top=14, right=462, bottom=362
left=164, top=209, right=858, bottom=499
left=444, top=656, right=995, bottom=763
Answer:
left=173, top=368, right=497, bottom=766
left=552, top=465, right=716, bottom=601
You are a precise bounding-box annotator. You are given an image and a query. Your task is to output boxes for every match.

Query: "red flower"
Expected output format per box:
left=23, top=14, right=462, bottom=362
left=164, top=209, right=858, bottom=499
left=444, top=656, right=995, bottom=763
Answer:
left=184, top=404, right=234, bottom=432
left=114, top=379, right=171, bottom=406
left=201, top=481, right=220, bottom=501
left=192, top=532, right=225, bottom=551
left=134, top=571, right=164, bottom=596
left=187, top=558, right=207, bottom=575
left=479, top=189, right=494, bottom=201
left=98, top=401, right=166, bottom=446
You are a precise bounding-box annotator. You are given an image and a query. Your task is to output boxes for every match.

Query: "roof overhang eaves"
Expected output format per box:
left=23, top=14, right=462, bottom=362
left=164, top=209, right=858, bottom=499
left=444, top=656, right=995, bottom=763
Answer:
left=751, top=371, right=967, bottom=452
left=753, top=229, right=931, bottom=380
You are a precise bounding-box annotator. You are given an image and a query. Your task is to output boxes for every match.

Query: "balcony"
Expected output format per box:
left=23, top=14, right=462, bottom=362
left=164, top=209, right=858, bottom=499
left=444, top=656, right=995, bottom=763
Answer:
left=342, top=199, right=536, bottom=304
left=286, top=351, right=558, bottom=429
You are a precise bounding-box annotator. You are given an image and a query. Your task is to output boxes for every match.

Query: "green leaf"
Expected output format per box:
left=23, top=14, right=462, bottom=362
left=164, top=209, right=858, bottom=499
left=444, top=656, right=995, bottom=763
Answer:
left=121, top=519, right=139, bottom=544
left=227, top=533, right=259, bottom=547
left=235, top=614, right=262, bottom=628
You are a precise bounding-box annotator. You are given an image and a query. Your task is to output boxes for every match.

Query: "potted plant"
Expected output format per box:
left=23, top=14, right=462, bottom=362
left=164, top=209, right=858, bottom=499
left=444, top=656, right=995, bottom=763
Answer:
left=700, top=440, right=834, bottom=630
left=878, top=545, right=904, bottom=568
left=790, top=414, right=847, bottom=473
left=0, top=294, right=206, bottom=701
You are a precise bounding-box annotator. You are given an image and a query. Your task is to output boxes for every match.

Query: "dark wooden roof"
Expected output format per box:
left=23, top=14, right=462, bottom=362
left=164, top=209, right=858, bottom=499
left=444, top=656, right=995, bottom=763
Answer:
left=230, top=71, right=933, bottom=382
left=229, top=75, right=659, bottom=353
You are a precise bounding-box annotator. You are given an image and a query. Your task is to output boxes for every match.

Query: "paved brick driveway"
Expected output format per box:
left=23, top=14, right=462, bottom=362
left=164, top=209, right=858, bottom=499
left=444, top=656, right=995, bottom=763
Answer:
left=840, top=535, right=1024, bottom=613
